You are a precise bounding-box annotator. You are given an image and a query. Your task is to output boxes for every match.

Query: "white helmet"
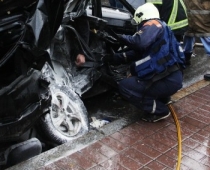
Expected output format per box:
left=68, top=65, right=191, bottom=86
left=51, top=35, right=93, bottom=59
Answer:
left=131, top=3, right=160, bottom=25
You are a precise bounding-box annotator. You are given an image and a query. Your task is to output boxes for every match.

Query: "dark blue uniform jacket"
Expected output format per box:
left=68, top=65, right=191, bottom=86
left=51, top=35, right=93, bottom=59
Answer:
left=114, top=19, right=165, bottom=75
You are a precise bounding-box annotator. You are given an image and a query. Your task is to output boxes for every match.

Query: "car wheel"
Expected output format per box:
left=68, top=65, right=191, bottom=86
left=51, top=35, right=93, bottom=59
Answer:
left=38, top=84, right=89, bottom=145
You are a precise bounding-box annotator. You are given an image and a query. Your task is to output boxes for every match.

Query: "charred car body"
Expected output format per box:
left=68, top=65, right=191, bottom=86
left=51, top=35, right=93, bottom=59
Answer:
left=0, top=0, right=136, bottom=168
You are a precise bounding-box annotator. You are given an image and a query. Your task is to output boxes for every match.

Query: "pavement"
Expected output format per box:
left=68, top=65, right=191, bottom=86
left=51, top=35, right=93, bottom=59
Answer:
left=6, top=46, right=210, bottom=170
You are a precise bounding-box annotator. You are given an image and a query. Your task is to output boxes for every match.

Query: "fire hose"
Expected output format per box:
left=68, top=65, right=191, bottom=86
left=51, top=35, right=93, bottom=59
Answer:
left=168, top=103, right=182, bottom=170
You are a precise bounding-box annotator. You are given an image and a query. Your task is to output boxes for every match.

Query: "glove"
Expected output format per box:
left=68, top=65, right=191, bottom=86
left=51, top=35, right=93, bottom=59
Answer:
left=112, top=33, right=123, bottom=42
left=116, top=34, right=123, bottom=39
left=101, top=54, right=114, bottom=63
left=105, top=28, right=125, bottom=43
left=102, top=53, right=124, bottom=65
left=116, top=34, right=126, bottom=44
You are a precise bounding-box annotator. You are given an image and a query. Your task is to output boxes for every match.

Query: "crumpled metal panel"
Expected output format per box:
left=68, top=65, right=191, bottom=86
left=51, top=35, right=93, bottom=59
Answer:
left=49, top=22, right=103, bottom=96
left=26, top=0, right=64, bottom=50
left=64, top=0, right=89, bottom=19
left=0, top=0, right=37, bottom=17
left=0, top=0, right=64, bottom=140
left=0, top=0, right=64, bottom=67
left=0, top=69, right=51, bottom=142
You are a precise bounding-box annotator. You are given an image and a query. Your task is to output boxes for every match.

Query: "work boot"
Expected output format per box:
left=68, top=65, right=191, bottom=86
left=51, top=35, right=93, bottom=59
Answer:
left=141, top=112, right=171, bottom=123
left=159, top=97, right=172, bottom=105
left=184, top=52, right=192, bottom=66
left=204, top=74, right=210, bottom=81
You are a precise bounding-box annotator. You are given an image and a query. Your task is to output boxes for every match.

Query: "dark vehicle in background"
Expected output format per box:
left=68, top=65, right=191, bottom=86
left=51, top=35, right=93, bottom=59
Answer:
left=0, top=0, right=136, bottom=168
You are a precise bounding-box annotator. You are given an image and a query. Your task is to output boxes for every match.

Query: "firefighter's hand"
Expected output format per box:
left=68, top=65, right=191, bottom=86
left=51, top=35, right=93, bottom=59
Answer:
left=75, top=54, right=86, bottom=66
left=101, top=53, right=121, bottom=65
left=116, top=34, right=123, bottom=39
left=101, top=54, right=113, bottom=63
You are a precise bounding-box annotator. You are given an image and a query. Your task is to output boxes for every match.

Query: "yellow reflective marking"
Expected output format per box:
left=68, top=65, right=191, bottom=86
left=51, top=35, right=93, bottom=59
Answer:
left=168, top=0, right=178, bottom=24
left=169, top=19, right=188, bottom=30
left=146, top=0, right=162, bottom=4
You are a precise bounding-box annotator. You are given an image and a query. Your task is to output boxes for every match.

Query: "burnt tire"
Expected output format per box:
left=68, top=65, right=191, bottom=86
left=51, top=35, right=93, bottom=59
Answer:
left=38, top=84, right=89, bottom=145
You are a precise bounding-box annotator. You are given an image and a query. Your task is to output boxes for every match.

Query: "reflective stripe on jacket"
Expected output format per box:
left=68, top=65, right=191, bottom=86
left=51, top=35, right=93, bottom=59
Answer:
left=133, top=20, right=185, bottom=79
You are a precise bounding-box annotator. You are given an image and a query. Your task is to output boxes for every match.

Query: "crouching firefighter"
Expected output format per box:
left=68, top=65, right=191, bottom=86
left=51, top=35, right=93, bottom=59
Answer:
left=103, top=3, right=185, bottom=122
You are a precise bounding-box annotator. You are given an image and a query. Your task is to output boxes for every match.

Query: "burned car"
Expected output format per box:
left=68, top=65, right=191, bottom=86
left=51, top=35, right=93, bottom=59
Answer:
left=41, top=0, right=136, bottom=143
left=0, top=0, right=136, bottom=168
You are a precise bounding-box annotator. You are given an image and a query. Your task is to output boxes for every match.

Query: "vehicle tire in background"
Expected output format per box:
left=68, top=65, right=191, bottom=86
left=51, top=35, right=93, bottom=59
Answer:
left=38, top=84, right=89, bottom=145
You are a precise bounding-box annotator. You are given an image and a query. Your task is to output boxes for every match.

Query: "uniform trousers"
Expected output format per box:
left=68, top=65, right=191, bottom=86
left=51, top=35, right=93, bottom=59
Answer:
left=118, top=70, right=183, bottom=115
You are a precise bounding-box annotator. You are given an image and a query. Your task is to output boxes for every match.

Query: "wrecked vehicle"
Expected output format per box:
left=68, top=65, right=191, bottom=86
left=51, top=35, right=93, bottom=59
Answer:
left=0, top=0, right=136, bottom=168
left=0, top=0, right=67, bottom=168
